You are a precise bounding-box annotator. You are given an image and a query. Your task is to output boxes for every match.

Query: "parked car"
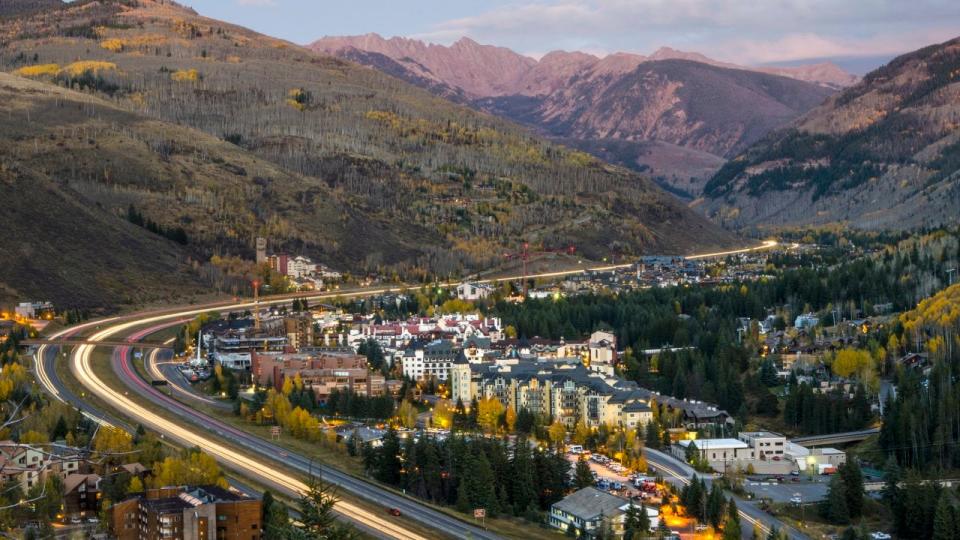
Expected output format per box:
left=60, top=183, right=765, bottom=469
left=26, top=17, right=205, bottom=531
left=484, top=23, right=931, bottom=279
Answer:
left=70, top=518, right=82, bottom=524
left=870, top=533, right=892, bottom=540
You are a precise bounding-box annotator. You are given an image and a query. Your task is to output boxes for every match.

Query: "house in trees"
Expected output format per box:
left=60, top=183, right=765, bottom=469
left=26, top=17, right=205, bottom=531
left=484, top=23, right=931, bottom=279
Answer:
left=63, top=473, right=101, bottom=521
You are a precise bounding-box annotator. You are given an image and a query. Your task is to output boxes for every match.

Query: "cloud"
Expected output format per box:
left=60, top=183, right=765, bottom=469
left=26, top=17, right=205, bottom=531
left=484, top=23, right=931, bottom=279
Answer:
left=411, top=0, right=960, bottom=64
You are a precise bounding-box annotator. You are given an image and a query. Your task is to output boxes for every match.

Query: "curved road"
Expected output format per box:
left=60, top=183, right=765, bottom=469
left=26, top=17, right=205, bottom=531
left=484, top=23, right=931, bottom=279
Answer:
left=35, top=301, right=499, bottom=540
left=32, top=239, right=787, bottom=540
left=645, top=449, right=808, bottom=539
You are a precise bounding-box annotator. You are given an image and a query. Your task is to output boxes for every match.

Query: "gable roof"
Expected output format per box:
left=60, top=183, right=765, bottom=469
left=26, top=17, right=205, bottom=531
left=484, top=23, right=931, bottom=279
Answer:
left=552, top=487, right=628, bottom=521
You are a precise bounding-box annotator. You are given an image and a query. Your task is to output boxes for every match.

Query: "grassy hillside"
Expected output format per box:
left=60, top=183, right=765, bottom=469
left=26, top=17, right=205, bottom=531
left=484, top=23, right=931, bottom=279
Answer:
left=0, top=0, right=734, bottom=307
left=0, top=74, right=207, bottom=307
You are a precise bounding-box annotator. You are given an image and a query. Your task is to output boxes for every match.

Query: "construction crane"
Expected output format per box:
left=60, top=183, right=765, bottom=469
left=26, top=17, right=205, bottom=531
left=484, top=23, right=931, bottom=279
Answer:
left=502, top=242, right=575, bottom=296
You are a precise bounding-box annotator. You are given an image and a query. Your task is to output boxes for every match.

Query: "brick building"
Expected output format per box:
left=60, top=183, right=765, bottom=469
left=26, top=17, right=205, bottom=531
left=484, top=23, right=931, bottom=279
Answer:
left=110, top=485, right=261, bottom=540
left=251, top=351, right=385, bottom=399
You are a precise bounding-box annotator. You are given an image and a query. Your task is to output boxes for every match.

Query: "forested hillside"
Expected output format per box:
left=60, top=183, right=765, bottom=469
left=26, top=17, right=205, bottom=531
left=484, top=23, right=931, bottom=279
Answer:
left=0, top=0, right=734, bottom=305
left=701, top=36, right=960, bottom=229
left=314, top=35, right=836, bottom=198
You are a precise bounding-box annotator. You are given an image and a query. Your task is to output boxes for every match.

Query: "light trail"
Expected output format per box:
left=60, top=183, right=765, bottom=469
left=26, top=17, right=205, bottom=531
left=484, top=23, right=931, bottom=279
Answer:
left=72, top=321, right=425, bottom=540
left=31, top=239, right=788, bottom=540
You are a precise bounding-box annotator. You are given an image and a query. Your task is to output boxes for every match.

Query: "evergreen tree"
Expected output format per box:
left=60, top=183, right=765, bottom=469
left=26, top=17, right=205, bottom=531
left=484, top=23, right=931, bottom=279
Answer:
left=839, top=462, right=864, bottom=519
left=625, top=503, right=650, bottom=538
left=297, top=472, right=357, bottom=539
left=509, top=438, right=538, bottom=515
left=574, top=456, right=594, bottom=489
left=821, top=473, right=850, bottom=524
left=644, top=421, right=661, bottom=449
left=933, top=494, right=958, bottom=540
left=373, top=428, right=402, bottom=485
left=722, top=514, right=742, bottom=540
left=706, top=484, right=726, bottom=529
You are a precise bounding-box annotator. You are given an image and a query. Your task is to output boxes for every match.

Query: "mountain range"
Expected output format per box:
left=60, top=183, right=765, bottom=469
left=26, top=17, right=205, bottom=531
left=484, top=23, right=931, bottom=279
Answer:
left=311, top=34, right=852, bottom=197
left=700, top=36, right=960, bottom=229
left=0, top=0, right=733, bottom=307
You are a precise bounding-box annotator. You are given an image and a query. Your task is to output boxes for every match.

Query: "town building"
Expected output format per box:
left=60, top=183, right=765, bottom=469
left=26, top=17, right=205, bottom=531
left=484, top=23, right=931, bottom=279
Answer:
left=795, top=313, right=820, bottom=330
left=109, top=485, right=261, bottom=540
left=283, top=315, right=314, bottom=350
left=251, top=351, right=386, bottom=399
left=456, top=282, right=494, bottom=301
left=549, top=487, right=656, bottom=537
left=400, top=340, right=458, bottom=382
left=738, top=431, right=787, bottom=460
left=674, top=438, right=752, bottom=468
left=452, top=357, right=670, bottom=429
left=286, top=256, right=317, bottom=279
left=674, top=431, right=795, bottom=474
left=63, top=473, right=101, bottom=520
left=14, top=301, right=54, bottom=320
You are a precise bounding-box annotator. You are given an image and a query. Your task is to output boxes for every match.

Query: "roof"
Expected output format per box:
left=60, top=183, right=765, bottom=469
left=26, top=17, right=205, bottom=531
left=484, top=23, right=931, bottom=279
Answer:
left=740, top=431, right=785, bottom=438
left=678, top=438, right=748, bottom=450
left=63, top=473, right=100, bottom=494
left=623, top=401, right=652, bottom=413
left=552, top=487, right=628, bottom=521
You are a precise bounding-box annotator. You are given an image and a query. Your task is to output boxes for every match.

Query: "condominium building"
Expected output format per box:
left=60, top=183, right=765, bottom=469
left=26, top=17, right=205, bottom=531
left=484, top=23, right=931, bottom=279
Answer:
left=110, top=486, right=261, bottom=540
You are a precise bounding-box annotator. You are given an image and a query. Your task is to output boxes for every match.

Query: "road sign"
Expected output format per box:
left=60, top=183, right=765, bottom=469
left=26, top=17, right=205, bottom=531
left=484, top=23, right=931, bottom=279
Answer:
left=270, top=426, right=281, bottom=440
left=473, top=508, right=486, bottom=519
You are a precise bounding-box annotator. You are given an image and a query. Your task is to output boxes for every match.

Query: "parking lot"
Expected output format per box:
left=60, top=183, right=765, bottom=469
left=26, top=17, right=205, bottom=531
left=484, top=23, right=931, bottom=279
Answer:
left=743, top=473, right=829, bottom=503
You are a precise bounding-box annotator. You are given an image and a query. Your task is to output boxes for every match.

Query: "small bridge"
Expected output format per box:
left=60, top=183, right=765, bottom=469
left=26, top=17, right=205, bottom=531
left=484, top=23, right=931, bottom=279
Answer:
left=791, top=428, right=880, bottom=447
left=22, top=339, right=173, bottom=351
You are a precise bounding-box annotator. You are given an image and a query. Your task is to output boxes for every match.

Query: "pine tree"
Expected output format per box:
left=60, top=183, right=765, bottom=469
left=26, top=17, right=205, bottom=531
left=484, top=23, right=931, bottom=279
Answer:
left=374, top=428, right=402, bottom=485
left=722, top=514, right=742, bottom=540
left=821, top=473, right=850, bottom=524
left=574, top=456, right=594, bottom=489
left=509, top=437, right=538, bottom=515
left=932, top=493, right=957, bottom=540
left=644, top=421, right=660, bottom=449
left=839, top=462, right=864, bottom=519
left=707, top=484, right=726, bottom=529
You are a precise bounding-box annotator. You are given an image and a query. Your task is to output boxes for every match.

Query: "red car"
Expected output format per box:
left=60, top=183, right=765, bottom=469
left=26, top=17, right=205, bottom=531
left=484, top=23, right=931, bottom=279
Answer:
left=388, top=508, right=402, bottom=517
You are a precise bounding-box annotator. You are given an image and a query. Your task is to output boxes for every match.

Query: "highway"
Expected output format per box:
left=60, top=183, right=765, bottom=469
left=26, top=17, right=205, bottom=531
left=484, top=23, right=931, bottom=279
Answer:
left=30, top=239, right=786, bottom=539
left=34, top=299, right=500, bottom=540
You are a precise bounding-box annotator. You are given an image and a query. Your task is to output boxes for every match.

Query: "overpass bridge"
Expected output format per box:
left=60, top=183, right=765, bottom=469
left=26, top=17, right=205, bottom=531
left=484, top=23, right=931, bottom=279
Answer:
left=22, top=338, right=173, bottom=351
left=792, top=428, right=880, bottom=447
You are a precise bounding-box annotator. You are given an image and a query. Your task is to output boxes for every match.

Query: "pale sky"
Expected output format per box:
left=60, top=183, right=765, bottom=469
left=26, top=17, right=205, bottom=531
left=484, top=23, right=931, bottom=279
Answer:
left=182, top=0, right=960, bottom=73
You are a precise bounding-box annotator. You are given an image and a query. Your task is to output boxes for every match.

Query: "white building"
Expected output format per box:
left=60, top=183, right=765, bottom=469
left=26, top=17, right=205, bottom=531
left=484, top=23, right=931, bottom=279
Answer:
left=400, top=340, right=457, bottom=381
left=287, top=256, right=317, bottom=279
left=675, top=438, right=752, bottom=465
left=456, top=282, right=493, bottom=301
left=795, top=313, right=819, bottom=330
left=738, top=431, right=787, bottom=460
